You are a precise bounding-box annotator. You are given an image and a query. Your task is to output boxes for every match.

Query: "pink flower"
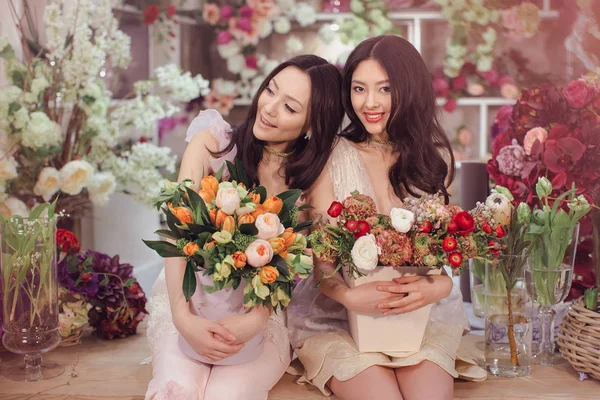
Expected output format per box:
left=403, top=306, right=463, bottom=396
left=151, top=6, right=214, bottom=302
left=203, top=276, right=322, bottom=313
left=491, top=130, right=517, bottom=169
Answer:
left=495, top=105, right=513, bottom=131
left=458, top=128, right=473, bottom=147
left=467, top=83, right=485, bottom=96
left=562, top=80, right=596, bottom=109
left=216, top=31, right=232, bottom=45
left=496, top=140, right=526, bottom=176
left=239, top=5, right=253, bottom=19
left=480, top=69, right=499, bottom=85
left=221, top=5, right=234, bottom=20
left=444, top=98, right=457, bottom=113
left=247, top=0, right=277, bottom=18
left=523, top=127, right=548, bottom=155
left=451, top=75, right=467, bottom=91
left=237, top=17, right=253, bottom=33
left=432, top=77, right=449, bottom=97
left=501, top=83, right=520, bottom=99
left=497, top=75, right=514, bottom=86
left=203, top=4, right=220, bottom=25
left=245, top=54, right=258, bottom=69
left=543, top=137, right=586, bottom=173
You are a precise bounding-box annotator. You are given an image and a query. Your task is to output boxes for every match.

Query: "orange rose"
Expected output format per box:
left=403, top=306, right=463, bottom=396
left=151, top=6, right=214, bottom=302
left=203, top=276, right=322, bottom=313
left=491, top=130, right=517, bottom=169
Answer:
left=258, top=265, right=279, bottom=284
left=263, top=196, right=283, bottom=214
left=251, top=204, right=268, bottom=219
left=172, top=207, right=194, bottom=225
left=268, top=237, right=287, bottom=256
left=204, top=240, right=217, bottom=252
left=238, top=213, right=255, bottom=225
left=248, top=192, right=261, bottom=204
left=198, top=188, right=215, bottom=204
left=215, top=209, right=227, bottom=228
left=222, top=215, right=236, bottom=234
left=281, top=227, right=296, bottom=247
left=201, top=176, right=219, bottom=195
left=183, top=242, right=200, bottom=256
left=232, top=252, right=247, bottom=269
left=237, top=182, right=247, bottom=189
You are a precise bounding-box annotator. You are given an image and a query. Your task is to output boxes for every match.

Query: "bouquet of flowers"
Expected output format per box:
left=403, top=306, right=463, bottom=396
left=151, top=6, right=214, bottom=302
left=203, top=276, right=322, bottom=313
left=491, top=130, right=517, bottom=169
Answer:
left=144, top=159, right=313, bottom=310
left=310, top=191, right=503, bottom=279
left=0, top=0, right=210, bottom=218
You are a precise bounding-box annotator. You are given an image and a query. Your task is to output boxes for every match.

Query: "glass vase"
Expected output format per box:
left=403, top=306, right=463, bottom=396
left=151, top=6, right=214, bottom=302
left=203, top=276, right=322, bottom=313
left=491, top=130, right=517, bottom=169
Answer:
left=0, top=215, right=63, bottom=381
left=469, top=259, right=485, bottom=318
left=526, top=224, right=579, bottom=366
left=484, top=254, right=532, bottom=378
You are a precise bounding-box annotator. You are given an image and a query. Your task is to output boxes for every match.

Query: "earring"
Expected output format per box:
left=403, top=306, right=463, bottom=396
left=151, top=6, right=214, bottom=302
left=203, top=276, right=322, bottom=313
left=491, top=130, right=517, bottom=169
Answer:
left=304, top=132, right=312, bottom=140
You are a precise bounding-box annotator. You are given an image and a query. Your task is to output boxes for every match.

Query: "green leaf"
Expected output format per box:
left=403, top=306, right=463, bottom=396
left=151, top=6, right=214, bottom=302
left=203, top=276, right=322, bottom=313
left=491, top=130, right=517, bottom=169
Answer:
left=294, top=221, right=312, bottom=232
left=28, top=203, right=48, bottom=220
left=226, top=160, right=239, bottom=183
left=195, top=249, right=214, bottom=268
left=185, top=186, right=202, bottom=213
left=81, top=256, right=93, bottom=269
left=215, top=165, right=225, bottom=181
left=154, top=229, right=179, bottom=240
left=277, top=189, right=302, bottom=208
left=8, top=102, right=21, bottom=116
left=0, top=44, right=16, bottom=59
left=124, top=278, right=135, bottom=287
left=236, top=159, right=250, bottom=187
left=255, top=186, right=267, bottom=203
left=11, top=70, right=25, bottom=89
left=186, top=223, right=216, bottom=235
left=100, top=277, right=110, bottom=286
left=183, top=262, right=197, bottom=301
left=239, top=223, right=258, bottom=236
left=82, top=95, right=96, bottom=105
left=202, top=284, right=218, bottom=294
left=298, top=204, right=314, bottom=211
left=142, top=240, right=182, bottom=257
left=271, top=255, right=291, bottom=279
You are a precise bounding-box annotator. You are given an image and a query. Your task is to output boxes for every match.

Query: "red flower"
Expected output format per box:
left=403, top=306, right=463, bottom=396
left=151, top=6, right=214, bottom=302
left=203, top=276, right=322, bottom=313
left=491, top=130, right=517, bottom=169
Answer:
left=443, top=98, right=457, bottom=113
left=80, top=273, right=91, bottom=283
left=451, top=75, right=467, bottom=91
left=56, top=229, right=80, bottom=253
left=562, top=80, right=596, bottom=109
left=448, top=252, right=463, bottom=268
left=327, top=201, right=343, bottom=218
left=143, top=4, right=160, bottom=25
left=344, top=219, right=358, bottom=232
left=494, top=225, right=505, bottom=238
left=354, top=221, right=370, bottom=239
left=452, top=212, right=475, bottom=236
left=166, top=4, right=176, bottom=18
left=419, top=221, right=433, bottom=233
left=447, top=221, right=458, bottom=233
left=543, top=137, right=586, bottom=173
left=245, top=54, right=258, bottom=69
left=482, top=222, right=492, bottom=234
left=442, top=237, right=458, bottom=252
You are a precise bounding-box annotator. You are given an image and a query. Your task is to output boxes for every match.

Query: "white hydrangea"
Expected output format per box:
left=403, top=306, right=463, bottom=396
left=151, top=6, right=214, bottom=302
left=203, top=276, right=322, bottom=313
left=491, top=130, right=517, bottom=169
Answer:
left=227, top=54, right=246, bottom=74
left=274, top=18, right=291, bottom=34
left=261, top=59, right=279, bottom=75
left=0, top=182, right=7, bottom=203
left=476, top=56, right=493, bottom=72
left=217, top=42, right=242, bottom=59
left=12, top=107, right=30, bottom=131
left=59, top=160, right=94, bottom=195
left=295, top=3, right=317, bottom=27
left=33, top=167, right=61, bottom=202
left=22, top=112, right=61, bottom=150
left=0, top=154, right=18, bottom=181
left=0, top=86, right=23, bottom=105
left=87, top=171, right=116, bottom=206
left=286, top=36, right=304, bottom=54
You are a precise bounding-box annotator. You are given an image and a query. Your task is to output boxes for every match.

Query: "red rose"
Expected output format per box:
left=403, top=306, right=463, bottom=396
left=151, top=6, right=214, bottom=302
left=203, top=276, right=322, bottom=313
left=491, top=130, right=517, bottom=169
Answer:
left=562, top=80, right=596, bottom=109
left=143, top=4, right=160, bottom=25
left=452, top=212, right=475, bottom=236
left=327, top=201, right=343, bottom=218
left=354, top=221, right=370, bottom=239
left=56, top=229, right=80, bottom=253
left=442, top=237, right=458, bottom=252
left=494, top=225, right=506, bottom=238
left=344, top=219, right=358, bottom=232
left=419, top=221, right=433, bottom=233
left=482, top=222, right=492, bottom=234
left=448, top=252, right=463, bottom=268
left=447, top=221, right=458, bottom=233
left=166, top=4, right=176, bottom=18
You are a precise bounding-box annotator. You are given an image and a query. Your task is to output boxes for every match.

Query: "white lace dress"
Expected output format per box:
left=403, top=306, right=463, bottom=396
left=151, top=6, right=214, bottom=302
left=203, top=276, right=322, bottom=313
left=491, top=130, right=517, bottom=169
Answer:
left=286, top=137, right=487, bottom=396
left=145, top=110, right=290, bottom=400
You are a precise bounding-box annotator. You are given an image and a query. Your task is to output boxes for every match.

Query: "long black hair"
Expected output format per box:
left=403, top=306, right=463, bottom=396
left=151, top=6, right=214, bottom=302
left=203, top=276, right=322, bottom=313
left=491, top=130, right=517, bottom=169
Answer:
left=218, top=55, right=344, bottom=191
left=341, top=35, right=455, bottom=203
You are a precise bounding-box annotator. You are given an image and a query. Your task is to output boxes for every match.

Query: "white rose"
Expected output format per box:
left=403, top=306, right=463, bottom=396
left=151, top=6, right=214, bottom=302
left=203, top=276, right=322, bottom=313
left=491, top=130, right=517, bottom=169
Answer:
left=255, top=212, right=285, bottom=240
left=59, top=160, right=94, bottom=195
left=216, top=186, right=241, bottom=215
left=88, top=171, right=116, bottom=206
left=33, top=167, right=61, bottom=201
left=217, top=41, right=241, bottom=59
left=257, top=19, right=273, bottom=39
left=351, top=234, right=379, bottom=273
left=274, top=18, right=291, bottom=34
left=390, top=208, right=415, bottom=233
left=0, top=155, right=18, bottom=181
left=227, top=54, right=246, bottom=74
left=213, top=78, right=237, bottom=96
left=0, top=197, right=29, bottom=218
left=241, top=67, right=258, bottom=80
left=245, top=239, right=274, bottom=267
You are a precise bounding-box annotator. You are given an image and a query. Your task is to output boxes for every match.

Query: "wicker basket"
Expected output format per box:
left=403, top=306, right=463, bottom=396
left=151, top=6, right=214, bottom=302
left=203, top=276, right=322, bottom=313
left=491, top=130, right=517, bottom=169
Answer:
left=557, top=295, right=600, bottom=380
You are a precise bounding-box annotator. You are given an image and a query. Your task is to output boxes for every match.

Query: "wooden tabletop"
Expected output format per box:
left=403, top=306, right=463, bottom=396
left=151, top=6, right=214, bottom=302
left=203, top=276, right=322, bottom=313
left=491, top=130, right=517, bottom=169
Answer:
left=1, top=322, right=599, bottom=399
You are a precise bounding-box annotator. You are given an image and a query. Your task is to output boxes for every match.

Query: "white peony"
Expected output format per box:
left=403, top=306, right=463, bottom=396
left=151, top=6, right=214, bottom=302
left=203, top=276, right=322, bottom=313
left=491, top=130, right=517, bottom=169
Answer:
left=351, top=234, right=379, bottom=273
left=255, top=213, right=285, bottom=240
left=274, top=18, right=292, bottom=34
left=390, top=208, right=415, bottom=233
left=227, top=54, right=246, bottom=74
left=213, top=78, right=237, bottom=96
left=257, top=19, right=273, bottom=39
left=33, top=167, right=61, bottom=201
left=217, top=42, right=241, bottom=59
left=0, top=154, right=18, bottom=182
left=0, top=197, right=29, bottom=218
left=87, top=171, right=116, bottom=206
left=59, top=160, right=94, bottom=195
left=216, top=186, right=241, bottom=215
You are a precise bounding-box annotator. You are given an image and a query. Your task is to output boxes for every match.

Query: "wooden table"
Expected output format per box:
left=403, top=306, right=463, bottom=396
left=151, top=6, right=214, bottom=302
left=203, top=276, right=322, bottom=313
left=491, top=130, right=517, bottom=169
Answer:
left=1, top=322, right=599, bottom=399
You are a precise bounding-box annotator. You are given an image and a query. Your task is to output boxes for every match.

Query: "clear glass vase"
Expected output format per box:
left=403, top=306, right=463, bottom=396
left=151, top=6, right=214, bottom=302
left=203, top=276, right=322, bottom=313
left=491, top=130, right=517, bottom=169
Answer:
left=1, top=215, right=63, bottom=381
left=469, top=259, right=485, bottom=318
left=484, top=254, right=532, bottom=378
left=526, top=224, right=579, bottom=366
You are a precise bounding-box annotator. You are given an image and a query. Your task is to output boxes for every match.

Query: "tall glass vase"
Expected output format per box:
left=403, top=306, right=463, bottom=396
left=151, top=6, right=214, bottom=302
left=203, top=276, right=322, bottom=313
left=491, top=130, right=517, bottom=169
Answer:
left=0, top=215, right=63, bottom=381
left=484, top=254, right=532, bottom=378
left=526, top=224, right=579, bottom=366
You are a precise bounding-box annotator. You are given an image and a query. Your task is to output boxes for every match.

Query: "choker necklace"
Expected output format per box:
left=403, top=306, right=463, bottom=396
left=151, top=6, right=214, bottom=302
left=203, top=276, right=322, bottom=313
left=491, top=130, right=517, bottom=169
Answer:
left=264, top=146, right=294, bottom=158
left=369, top=137, right=394, bottom=147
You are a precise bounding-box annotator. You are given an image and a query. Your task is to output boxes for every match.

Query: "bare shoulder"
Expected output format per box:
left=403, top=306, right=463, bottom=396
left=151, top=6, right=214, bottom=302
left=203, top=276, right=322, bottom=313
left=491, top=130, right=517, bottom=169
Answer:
left=186, top=128, right=220, bottom=154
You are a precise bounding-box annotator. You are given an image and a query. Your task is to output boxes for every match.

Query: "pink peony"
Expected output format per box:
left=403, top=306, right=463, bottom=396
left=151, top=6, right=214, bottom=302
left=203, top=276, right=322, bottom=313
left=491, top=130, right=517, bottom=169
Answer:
left=496, top=140, right=526, bottom=176
left=444, top=98, right=457, bottom=113
left=216, top=31, right=233, bottom=45
left=494, top=105, right=513, bottom=131
left=221, top=5, right=234, bottom=20
left=451, top=75, right=467, bottom=91
left=239, top=5, right=254, bottom=19
left=237, top=17, right=253, bottom=33
left=480, top=69, right=499, bottom=85
left=562, top=80, right=596, bottom=109
left=245, top=54, right=258, bottom=69
left=522, top=127, right=548, bottom=155
left=432, top=77, right=449, bottom=97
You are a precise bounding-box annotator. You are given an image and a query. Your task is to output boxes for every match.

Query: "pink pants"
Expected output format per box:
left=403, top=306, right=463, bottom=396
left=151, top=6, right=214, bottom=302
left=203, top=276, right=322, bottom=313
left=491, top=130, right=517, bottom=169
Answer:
left=145, top=332, right=291, bottom=400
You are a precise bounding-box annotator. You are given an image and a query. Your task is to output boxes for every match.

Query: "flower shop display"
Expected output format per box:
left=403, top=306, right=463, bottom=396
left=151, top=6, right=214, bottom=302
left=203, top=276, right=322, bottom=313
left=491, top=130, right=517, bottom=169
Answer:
left=0, top=0, right=210, bottom=219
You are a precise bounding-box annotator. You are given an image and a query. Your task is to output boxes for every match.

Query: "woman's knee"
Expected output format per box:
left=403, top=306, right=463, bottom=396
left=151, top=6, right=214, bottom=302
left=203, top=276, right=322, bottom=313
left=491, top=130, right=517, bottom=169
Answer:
left=204, top=377, right=269, bottom=400
left=146, top=378, right=200, bottom=400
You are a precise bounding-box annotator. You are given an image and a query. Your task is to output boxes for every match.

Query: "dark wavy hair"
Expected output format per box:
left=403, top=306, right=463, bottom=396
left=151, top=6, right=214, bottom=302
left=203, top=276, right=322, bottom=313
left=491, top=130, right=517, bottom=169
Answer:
left=341, top=35, right=455, bottom=203
left=217, top=55, right=344, bottom=191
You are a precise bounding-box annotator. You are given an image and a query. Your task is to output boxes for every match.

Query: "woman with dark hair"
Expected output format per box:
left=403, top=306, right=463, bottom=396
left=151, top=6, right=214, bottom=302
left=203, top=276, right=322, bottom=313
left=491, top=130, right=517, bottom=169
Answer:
left=145, top=54, right=344, bottom=400
left=288, top=36, right=486, bottom=400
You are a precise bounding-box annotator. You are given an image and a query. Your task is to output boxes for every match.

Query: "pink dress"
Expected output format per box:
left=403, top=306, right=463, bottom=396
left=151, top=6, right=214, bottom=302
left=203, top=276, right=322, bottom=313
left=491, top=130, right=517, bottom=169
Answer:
left=145, top=110, right=291, bottom=400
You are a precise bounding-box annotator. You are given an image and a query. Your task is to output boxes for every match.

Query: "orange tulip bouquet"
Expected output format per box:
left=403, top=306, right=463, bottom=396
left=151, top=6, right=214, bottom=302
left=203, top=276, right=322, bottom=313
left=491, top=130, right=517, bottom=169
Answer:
left=144, top=159, right=313, bottom=310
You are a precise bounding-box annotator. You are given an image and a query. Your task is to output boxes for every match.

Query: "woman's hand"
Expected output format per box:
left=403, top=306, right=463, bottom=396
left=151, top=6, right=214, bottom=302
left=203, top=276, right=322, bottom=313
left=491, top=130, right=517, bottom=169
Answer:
left=176, top=312, right=244, bottom=362
left=343, top=281, right=408, bottom=314
left=375, top=275, right=453, bottom=316
left=215, top=306, right=271, bottom=345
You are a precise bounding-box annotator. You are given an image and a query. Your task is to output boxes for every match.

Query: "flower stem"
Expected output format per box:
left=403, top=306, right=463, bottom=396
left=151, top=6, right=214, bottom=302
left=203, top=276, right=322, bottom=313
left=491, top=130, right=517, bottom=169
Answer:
left=506, top=287, right=519, bottom=367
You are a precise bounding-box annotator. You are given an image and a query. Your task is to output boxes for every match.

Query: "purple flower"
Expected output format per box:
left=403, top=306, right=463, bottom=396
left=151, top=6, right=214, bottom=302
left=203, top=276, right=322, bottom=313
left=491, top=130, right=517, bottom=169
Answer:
left=497, top=139, right=526, bottom=176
